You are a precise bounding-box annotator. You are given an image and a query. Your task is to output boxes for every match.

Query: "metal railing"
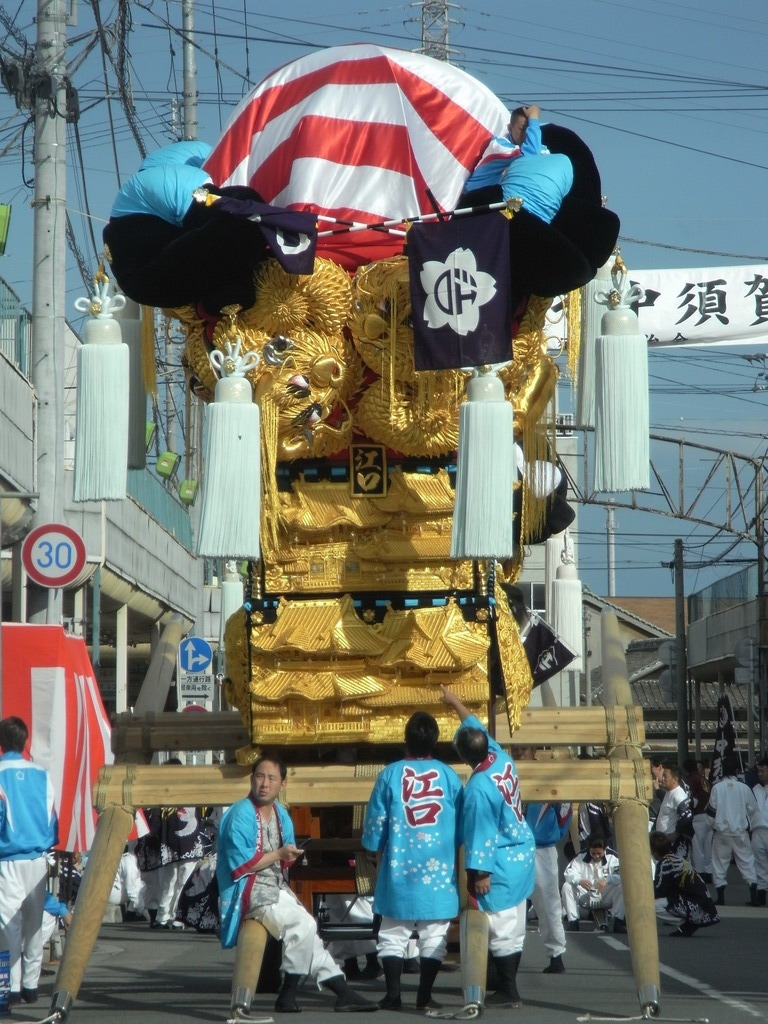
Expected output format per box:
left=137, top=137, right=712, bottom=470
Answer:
left=0, top=278, right=31, bottom=375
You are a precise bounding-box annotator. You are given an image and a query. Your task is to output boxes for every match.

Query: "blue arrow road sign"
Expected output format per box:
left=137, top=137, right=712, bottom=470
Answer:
left=179, top=636, right=214, bottom=673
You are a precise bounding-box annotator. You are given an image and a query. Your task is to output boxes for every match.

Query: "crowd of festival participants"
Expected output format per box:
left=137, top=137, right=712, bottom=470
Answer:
left=2, top=702, right=768, bottom=1013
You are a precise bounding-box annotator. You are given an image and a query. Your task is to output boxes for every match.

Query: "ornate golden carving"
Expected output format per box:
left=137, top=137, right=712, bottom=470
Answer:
left=168, top=251, right=558, bottom=746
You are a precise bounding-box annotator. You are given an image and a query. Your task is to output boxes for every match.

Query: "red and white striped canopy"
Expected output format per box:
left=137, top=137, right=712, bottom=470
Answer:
left=2, top=624, right=115, bottom=852
left=204, top=43, right=509, bottom=267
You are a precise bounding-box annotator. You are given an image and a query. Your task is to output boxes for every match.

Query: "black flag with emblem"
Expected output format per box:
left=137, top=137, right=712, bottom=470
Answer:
left=711, top=693, right=740, bottom=783
left=201, top=186, right=318, bottom=275
left=521, top=611, right=577, bottom=686
left=408, top=212, right=513, bottom=371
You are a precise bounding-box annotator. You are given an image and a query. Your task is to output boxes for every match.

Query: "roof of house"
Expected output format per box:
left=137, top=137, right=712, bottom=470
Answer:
left=582, top=588, right=675, bottom=638
left=605, top=596, right=679, bottom=635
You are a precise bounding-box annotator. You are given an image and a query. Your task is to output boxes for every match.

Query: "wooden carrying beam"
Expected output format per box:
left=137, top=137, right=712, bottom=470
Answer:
left=93, top=758, right=652, bottom=811
left=110, top=705, right=645, bottom=758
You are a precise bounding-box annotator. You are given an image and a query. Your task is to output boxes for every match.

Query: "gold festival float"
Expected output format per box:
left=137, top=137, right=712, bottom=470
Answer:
left=55, top=45, right=663, bottom=1024
left=171, top=255, right=561, bottom=751
left=105, top=42, right=621, bottom=757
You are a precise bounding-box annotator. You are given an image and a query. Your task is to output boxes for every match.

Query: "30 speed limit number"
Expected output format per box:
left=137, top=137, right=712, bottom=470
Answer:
left=21, top=523, right=87, bottom=588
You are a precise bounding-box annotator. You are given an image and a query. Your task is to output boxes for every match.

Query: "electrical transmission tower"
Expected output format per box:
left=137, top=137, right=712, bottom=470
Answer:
left=413, top=0, right=459, bottom=62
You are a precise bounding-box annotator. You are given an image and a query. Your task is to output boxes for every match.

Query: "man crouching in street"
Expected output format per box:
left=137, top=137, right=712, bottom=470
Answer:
left=217, top=755, right=378, bottom=1014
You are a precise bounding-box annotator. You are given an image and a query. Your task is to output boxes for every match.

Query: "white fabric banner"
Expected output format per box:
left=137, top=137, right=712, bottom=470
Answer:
left=545, top=264, right=768, bottom=349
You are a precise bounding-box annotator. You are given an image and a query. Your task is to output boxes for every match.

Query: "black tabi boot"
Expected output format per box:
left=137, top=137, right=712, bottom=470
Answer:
left=343, top=957, right=363, bottom=981
left=416, top=957, right=442, bottom=1010
left=485, top=952, right=523, bottom=1008
left=747, top=882, right=760, bottom=907
left=360, top=953, right=382, bottom=980
left=758, top=889, right=767, bottom=907
left=670, top=920, right=700, bottom=937
left=716, top=886, right=726, bottom=906
left=378, top=956, right=403, bottom=1009
left=543, top=954, right=565, bottom=974
left=275, top=973, right=302, bottom=1013
left=322, top=973, right=379, bottom=1012
left=148, top=908, right=158, bottom=928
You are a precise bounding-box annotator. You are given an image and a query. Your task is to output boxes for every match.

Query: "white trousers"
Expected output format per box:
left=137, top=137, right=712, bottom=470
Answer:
left=143, top=861, right=197, bottom=924
left=691, top=816, right=713, bottom=875
left=324, top=894, right=376, bottom=960
left=486, top=899, right=527, bottom=957
left=530, top=846, right=566, bottom=958
left=109, top=852, right=146, bottom=910
left=752, top=827, right=768, bottom=890
left=712, top=831, right=756, bottom=888
left=248, top=887, right=341, bottom=983
left=561, top=878, right=625, bottom=922
left=0, top=856, right=48, bottom=992
left=377, top=915, right=451, bottom=961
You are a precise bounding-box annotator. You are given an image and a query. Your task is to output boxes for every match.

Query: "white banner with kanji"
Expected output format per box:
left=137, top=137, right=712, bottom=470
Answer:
left=630, top=264, right=768, bottom=347
left=546, top=264, right=768, bottom=349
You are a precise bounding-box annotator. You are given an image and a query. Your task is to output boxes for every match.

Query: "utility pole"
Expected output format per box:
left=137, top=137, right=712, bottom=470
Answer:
left=674, top=538, right=688, bottom=764
left=181, top=0, right=197, bottom=141
left=28, top=0, right=68, bottom=624
left=606, top=505, right=616, bottom=597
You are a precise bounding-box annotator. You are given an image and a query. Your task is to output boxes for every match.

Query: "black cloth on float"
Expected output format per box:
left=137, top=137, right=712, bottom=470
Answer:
left=540, top=124, right=602, bottom=204
left=513, top=458, right=575, bottom=547
left=507, top=207, right=593, bottom=298
left=459, top=185, right=598, bottom=298
left=203, top=185, right=318, bottom=276
left=550, top=201, right=620, bottom=277
left=103, top=208, right=269, bottom=313
left=539, top=123, right=620, bottom=274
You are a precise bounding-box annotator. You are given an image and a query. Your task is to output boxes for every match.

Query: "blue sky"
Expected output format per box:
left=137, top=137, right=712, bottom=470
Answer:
left=1, top=0, right=766, bottom=600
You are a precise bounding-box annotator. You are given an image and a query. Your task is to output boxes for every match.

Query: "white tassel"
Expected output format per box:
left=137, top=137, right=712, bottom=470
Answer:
left=451, top=366, right=516, bottom=560
left=218, top=560, right=245, bottom=696
left=73, top=269, right=129, bottom=501
left=550, top=532, right=583, bottom=671
left=544, top=536, right=563, bottom=621
left=594, top=254, right=649, bottom=492
left=115, top=296, right=148, bottom=470
left=197, top=324, right=261, bottom=559
left=577, top=258, right=612, bottom=428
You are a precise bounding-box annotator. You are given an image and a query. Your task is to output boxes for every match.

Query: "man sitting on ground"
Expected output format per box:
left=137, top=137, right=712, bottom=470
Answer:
left=561, top=833, right=626, bottom=933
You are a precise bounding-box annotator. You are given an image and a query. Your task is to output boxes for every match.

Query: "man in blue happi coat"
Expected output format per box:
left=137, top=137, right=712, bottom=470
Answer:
left=217, top=755, right=377, bottom=1014
left=441, top=686, right=536, bottom=1009
left=362, top=712, right=462, bottom=1011
left=0, top=716, right=59, bottom=1005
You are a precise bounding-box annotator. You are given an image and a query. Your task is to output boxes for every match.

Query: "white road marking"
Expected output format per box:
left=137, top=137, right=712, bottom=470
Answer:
left=598, top=936, right=765, bottom=1018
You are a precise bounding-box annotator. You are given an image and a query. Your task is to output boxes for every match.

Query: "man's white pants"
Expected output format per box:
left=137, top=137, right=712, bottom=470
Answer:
left=377, top=916, right=451, bottom=960
left=486, top=899, right=527, bottom=957
left=752, top=827, right=768, bottom=890
left=143, top=861, right=197, bottom=925
left=691, top=816, right=713, bottom=876
left=530, top=846, right=566, bottom=958
left=561, top=878, right=625, bottom=922
left=325, top=895, right=376, bottom=961
left=109, top=852, right=146, bottom=911
left=712, top=831, right=756, bottom=888
left=248, top=888, right=341, bottom=983
left=0, top=856, right=48, bottom=992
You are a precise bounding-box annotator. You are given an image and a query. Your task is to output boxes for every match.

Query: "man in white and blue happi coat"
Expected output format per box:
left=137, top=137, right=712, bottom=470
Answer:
left=441, top=686, right=536, bottom=1009
left=362, top=712, right=462, bottom=1011
left=217, top=755, right=377, bottom=1014
left=0, top=716, right=59, bottom=1006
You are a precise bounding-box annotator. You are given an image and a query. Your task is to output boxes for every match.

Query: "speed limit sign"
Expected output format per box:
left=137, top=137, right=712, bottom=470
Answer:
left=21, top=523, right=88, bottom=588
